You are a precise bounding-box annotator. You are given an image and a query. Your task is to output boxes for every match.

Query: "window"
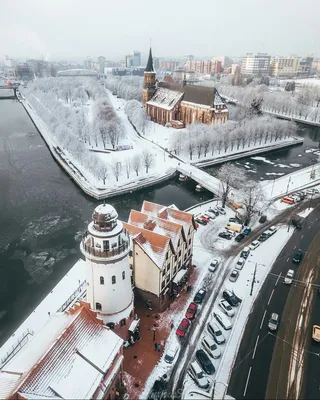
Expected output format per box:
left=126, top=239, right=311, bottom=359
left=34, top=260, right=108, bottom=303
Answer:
left=129, top=250, right=133, bottom=257
left=112, top=275, right=116, bottom=285
left=179, top=250, right=181, bottom=257
left=166, top=263, right=170, bottom=271
left=122, top=271, right=125, bottom=280
left=120, top=319, right=126, bottom=326
left=161, top=281, right=165, bottom=289
left=189, top=238, right=191, bottom=245
left=100, top=276, right=104, bottom=285
left=103, top=240, right=109, bottom=252
left=96, top=302, right=102, bottom=311
left=166, top=253, right=168, bottom=260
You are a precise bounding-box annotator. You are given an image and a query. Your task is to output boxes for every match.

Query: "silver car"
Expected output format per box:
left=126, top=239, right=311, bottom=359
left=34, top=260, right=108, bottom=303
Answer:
left=229, top=269, right=239, bottom=282
left=268, top=313, right=279, bottom=331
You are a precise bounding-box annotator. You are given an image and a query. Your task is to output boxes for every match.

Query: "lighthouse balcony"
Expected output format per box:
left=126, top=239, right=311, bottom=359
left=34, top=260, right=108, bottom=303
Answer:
left=80, top=231, right=130, bottom=261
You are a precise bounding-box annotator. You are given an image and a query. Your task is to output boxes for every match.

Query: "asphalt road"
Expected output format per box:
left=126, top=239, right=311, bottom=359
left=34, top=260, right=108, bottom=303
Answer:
left=228, top=199, right=320, bottom=399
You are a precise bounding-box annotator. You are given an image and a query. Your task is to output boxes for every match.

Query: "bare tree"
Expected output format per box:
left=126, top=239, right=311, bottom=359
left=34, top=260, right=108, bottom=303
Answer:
left=96, top=163, right=108, bottom=185
left=111, top=160, right=122, bottom=182
left=125, top=157, right=131, bottom=179
left=142, top=150, right=154, bottom=173
left=239, top=180, right=265, bottom=225
left=217, top=163, right=246, bottom=208
left=107, top=121, right=120, bottom=149
left=132, top=154, right=141, bottom=176
left=188, top=141, right=195, bottom=160
left=202, top=136, right=211, bottom=157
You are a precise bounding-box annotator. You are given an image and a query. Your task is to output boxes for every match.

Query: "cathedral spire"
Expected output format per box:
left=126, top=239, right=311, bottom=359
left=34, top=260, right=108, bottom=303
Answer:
left=145, top=47, right=154, bottom=72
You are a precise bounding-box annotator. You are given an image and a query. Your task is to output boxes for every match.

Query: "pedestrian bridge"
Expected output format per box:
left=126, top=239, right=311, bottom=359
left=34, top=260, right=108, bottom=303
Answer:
left=177, top=163, right=224, bottom=195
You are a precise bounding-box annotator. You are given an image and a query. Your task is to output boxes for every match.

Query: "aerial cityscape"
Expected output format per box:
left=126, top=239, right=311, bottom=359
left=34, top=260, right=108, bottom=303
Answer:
left=0, top=0, right=319, bottom=399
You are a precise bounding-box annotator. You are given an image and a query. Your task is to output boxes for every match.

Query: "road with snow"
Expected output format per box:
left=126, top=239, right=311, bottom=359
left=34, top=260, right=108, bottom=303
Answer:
left=228, top=199, right=320, bottom=399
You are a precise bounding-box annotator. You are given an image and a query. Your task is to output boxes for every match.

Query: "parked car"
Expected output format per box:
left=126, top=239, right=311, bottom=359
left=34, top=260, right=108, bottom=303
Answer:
left=259, top=215, right=267, bottom=223
left=208, top=207, right=220, bottom=216
left=176, top=318, right=191, bottom=337
left=223, top=289, right=242, bottom=307
left=292, top=250, right=303, bottom=263
left=209, top=259, right=219, bottom=272
left=164, top=343, right=179, bottom=363
left=188, top=361, right=210, bottom=389
left=213, top=311, right=232, bottom=330
left=243, top=227, right=251, bottom=235
left=229, top=269, right=239, bottom=282
left=292, top=215, right=302, bottom=229
left=196, top=218, right=207, bottom=226
left=268, top=313, right=279, bottom=331
left=200, top=216, right=210, bottom=223
left=207, top=320, right=226, bottom=344
left=196, top=349, right=215, bottom=375
left=235, top=233, right=245, bottom=242
left=284, top=269, right=294, bottom=285
left=267, top=226, right=277, bottom=236
left=216, top=206, right=226, bottom=215
left=249, top=240, right=260, bottom=250
left=235, top=257, right=246, bottom=270
left=218, top=232, right=232, bottom=240
left=186, top=302, right=198, bottom=320
left=194, top=288, right=207, bottom=304
left=201, top=335, right=221, bottom=359
left=258, top=231, right=270, bottom=242
left=204, top=213, right=215, bottom=220
left=218, top=299, right=235, bottom=317
left=281, top=196, right=294, bottom=205
left=229, top=217, right=238, bottom=223
left=240, top=246, right=250, bottom=259
left=312, top=325, right=320, bottom=342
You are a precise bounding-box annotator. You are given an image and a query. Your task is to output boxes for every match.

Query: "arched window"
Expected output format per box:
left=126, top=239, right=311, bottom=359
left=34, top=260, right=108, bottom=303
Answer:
left=112, top=275, right=116, bottom=285
left=96, top=302, right=102, bottom=311
left=120, top=318, right=126, bottom=326
left=122, top=271, right=125, bottom=280
left=100, top=276, right=104, bottom=285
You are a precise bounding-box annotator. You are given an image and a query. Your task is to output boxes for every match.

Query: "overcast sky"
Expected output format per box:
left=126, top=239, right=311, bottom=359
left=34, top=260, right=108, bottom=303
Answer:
left=0, top=0, right=318, bottom=62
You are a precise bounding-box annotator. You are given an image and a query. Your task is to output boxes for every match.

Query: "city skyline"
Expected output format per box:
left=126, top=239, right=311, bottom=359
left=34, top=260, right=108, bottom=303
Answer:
left=0, top=0, right=318, bottom=61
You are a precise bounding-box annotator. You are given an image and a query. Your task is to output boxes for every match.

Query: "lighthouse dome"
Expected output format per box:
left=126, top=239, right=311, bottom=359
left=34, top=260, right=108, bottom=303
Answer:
left=92, top=204, right=118, bottom=232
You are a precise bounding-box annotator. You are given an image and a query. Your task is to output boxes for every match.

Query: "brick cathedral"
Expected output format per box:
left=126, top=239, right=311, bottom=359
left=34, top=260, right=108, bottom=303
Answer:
left=142, top=48, right=229, bottom=128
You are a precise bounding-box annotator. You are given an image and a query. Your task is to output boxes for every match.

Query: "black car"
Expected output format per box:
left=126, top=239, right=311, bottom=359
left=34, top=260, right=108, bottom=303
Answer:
left=208, top=208, right=220, bottom=216
left=196, top=349, right=215, bottom=375
left=293, top=250, right=303, bottom=263
left=259, top=215, right=267, bottom=223
left=229, top=217, right=238, bottom=223
left=235, top=233, right=245, bottom=242
left=223, top=289, right=242, bottom=307
left=194, top=288, right=207, bottom=304
left=258, top=232, right=270, bottom=242
left=218, top=232, right=232, bottom=240
left=196, top=218, right=207, bottom=226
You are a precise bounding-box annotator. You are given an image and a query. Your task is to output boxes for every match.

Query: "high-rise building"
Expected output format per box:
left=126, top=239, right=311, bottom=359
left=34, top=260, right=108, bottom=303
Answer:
left=125, top=54, right=133, bottom=68
left=132, top=51, right=141, bottom=67
left=80, top=204, right=134, bottom=337
left=241, top=53, right=271, bottom=76
left=159, top=60, right=180, bottom=71
left=269, top=56, right=300, bottom=77
left=298, top=56, right=314, bottom=77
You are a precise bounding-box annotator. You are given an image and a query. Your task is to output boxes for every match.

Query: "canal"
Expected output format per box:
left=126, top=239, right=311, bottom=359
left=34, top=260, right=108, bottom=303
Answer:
left=0, top=98, right=319, bottom=346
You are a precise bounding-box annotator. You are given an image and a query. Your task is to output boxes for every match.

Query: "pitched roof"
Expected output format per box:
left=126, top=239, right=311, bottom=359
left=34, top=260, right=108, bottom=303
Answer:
left=141, top=201, right=196, bottom=237
left=128, top=210, right=183, bottom=250
left=0, top=304, right=123, bottom=399
left=147, top=87, right=183, bottom=110
left=123, top=223, right=173, bottom=268
left=145, top=47, right=154, bottom=72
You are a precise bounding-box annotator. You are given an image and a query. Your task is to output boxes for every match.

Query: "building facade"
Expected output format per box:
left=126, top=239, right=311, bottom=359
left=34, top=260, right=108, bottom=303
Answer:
left=269, top=56, right=300, bottom=77
left=241, top=53, right=271, bottom=76
left=123, top=201, right=196, bottom=311
left=142, top=48, right=228, bottom=127
left=80, top=204, right=134, bottom=337
left=0, top=302, right=124, bottom=400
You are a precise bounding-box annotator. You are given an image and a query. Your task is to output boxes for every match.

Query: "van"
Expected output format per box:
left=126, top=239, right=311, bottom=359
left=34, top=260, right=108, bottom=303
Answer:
left=281, top=197, right=294, bottom=205
left=213, top=311, right=232, bottom=330
left=240, top=246, right=250, bottom=259
left=207, top=320, right=226, bottom=344
left=225, top=223, right=242, bottom=233
left=188, top=361, right=210, bottom=389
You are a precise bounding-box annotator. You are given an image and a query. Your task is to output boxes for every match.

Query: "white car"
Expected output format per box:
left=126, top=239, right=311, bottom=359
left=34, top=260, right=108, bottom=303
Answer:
left=205, top=211, right=216, bottom=219
left=249, top=240, right=260, bottom=250
left=284, top=269, right=294, bottom=285
left=164, top=343, right=179, bottom=363
left=235, top=257, right=246, bottom=270
left=209, top=259, right=219, bottom=272
left=229, top=269, right=239, bottom=282
left=188, top=361, right=210, bottom=389
left=216, top=206, right=226, bottom=215
left=218, top=299, right=235, bottom=317
left=267, top=226, right=277, bottom=236
left=201, top=335, right=221, bottom=359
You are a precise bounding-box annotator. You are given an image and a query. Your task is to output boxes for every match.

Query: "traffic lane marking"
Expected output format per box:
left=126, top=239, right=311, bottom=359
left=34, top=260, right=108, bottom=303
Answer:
left=301, top=235, right=304, bottom=238
left=294, top=245, right=297, bottom=249
left=286, top=257, right=290, bottom=262
left=275, top=272, right=282, bottom=286
left=252, top=335, right=260, bottom=360
left=268, top=289, right=275, bottom=305
left=243, top=366, right=252, bottom=397
left=260, top=310, right=267, bottom=330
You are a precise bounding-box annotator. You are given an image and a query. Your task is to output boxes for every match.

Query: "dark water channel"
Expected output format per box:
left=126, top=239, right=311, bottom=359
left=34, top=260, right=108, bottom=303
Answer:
left=0, top=98, right=319, bottom=345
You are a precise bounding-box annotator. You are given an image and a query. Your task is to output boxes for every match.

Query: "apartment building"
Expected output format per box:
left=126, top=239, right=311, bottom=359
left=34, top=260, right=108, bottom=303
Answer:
left=241, top=53, right=271, bottom=76
left=269, top=56, right=300, bottom=77
left=123, top=201, right=196, bottom=311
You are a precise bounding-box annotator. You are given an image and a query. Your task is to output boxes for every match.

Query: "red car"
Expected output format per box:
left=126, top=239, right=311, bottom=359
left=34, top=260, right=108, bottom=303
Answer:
left=176, top=318, right=191, bottom=337
left=200, top=215, right=210, bottom=223
left=186, top=302, right=198, bottom=320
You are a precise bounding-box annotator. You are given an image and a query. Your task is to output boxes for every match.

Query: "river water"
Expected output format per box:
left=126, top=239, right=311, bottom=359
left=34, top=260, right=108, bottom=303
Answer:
left=0, top=98, right=319, bottom=345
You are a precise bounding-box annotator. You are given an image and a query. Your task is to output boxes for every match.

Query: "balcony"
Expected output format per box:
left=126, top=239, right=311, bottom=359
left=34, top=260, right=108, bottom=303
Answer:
left=81, top=231, right=130, bottom=260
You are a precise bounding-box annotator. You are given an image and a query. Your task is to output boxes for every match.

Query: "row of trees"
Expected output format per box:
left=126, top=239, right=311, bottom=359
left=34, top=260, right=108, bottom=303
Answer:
left=124, top=100, right=148, bottom=134
left=103, top=75, right=143, bottom=101
left=170, top=116, right=296, bottom=161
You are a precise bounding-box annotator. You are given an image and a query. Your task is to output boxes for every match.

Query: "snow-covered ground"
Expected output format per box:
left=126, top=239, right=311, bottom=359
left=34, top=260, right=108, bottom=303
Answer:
left=0, top=260, right=86, bottom=367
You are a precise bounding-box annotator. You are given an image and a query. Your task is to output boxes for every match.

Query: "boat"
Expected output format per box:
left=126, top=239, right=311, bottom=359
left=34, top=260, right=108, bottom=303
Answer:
left=195, top=184, right=204, bottom=192
left=179, top=174, right=188, bottom=182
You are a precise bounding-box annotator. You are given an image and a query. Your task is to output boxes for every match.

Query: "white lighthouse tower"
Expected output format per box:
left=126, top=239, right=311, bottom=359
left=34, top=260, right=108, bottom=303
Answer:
left=80, top=204, right=134, bottom=332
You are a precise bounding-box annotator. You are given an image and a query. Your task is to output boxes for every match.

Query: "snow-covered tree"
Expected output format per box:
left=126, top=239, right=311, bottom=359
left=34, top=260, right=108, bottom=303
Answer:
left=111, top=160, right=122, bottom=182
left=142, top=149, right=154, bottom=173
left=239, top=180, right=265, bottom=225
left=95, top=163, right=108, bottom=185
left=132, top=154, right=142, bottom=176
left=217, top=163, right=246, bottom=208
left=125, top=157, right=131, bottom=179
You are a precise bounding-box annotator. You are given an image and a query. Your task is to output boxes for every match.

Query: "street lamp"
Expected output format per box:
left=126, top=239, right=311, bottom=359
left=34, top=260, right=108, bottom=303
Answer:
left=247, top=260, right=266, bottom=296
left=285, top=176, right=292, bottom=195
left=210, top=379, right=229, bottom=400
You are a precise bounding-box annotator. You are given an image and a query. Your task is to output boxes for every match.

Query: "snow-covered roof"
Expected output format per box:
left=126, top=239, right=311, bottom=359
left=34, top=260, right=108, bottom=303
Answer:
left=213, top=89, right=226, bottom=107
left=94, top=203, right=118, bottom=220
left=147, top=88, right=183, bottom=111
left=0, top=303, right=123, bottom=399
left=128, top=209, right=184, bottom=250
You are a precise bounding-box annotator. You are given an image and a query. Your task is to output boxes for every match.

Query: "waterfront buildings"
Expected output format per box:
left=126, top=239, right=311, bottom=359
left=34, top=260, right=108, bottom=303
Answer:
left=241, top=53, right=271, bottom=76
left=269, top=56, right=300, bottom=77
